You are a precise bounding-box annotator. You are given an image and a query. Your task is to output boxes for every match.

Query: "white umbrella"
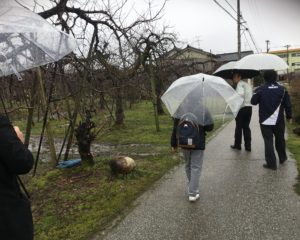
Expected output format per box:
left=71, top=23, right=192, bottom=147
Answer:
left=235, top=53, right=288, bottom=71
left=161, top=73, right=244, bottom=125
left=213, top=61, right=259, bottom=79
left=0, top=1, right=77, bottom=79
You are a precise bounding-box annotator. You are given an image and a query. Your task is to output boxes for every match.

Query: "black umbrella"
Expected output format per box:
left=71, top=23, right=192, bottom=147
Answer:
left=213, top=61, right=260, bottom=79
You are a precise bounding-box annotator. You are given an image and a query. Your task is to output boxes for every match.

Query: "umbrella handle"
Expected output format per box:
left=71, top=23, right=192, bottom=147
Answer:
left=222, top=104, right=230, bottom=123
left=11, top=64, right=23, bottom=81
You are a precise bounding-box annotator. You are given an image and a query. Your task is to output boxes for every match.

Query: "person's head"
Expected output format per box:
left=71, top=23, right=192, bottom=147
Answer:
left=263, top=70, right=277, bottom=83
left=232, top=71, right=242, bottom=85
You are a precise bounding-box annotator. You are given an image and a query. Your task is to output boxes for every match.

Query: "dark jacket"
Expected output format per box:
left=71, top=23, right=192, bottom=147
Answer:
left=251, top=82, right=292, bottom=125
left=171, top=118, right=214, bottom=150
left=0, top=115, right=34, bottom=240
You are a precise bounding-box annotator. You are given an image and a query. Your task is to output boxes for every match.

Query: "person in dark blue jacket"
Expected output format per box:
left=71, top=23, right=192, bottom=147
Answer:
left=0, top=115, right=34, bottom=240
left=251, top=70, right=292, bottom=170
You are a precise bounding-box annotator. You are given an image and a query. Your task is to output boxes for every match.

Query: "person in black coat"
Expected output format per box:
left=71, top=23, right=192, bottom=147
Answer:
left=251, top=70, right=292, bottom=170
left=0, top=115, right=34, bottom=240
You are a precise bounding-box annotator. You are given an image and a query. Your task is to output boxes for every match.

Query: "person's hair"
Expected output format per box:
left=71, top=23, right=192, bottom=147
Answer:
left=263, top=70, right=277, bottom=83
left=232, top=70, right=241, bottom=76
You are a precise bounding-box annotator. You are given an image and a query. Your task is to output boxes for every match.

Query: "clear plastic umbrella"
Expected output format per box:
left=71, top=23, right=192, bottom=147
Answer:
left=161, top=73, right=244, bottom=125
left=0, top=0, right=77, bottom=79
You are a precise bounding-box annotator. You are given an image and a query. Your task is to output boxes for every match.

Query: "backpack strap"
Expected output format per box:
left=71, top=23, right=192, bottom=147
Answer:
left=178, top=119, right=199, bottom=132
left=279, top=88, right=285, bottom=106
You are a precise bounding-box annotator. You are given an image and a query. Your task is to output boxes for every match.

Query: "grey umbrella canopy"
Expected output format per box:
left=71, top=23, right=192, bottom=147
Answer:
left=0, top=0, right=77, bottom=79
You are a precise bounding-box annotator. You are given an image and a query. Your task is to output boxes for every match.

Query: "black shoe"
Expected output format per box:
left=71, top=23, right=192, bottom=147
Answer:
left=245, top=148, right=251, bottom=152
left=280, top=158, right=287, bottom=164
left=263, top=164, right=277, bottom=170
left=230, top=145, right=241, bottom=150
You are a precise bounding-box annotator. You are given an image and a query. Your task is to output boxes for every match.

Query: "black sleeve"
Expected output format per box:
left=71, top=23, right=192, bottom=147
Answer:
left=283, top=91, right=292, bottom=120
left=171, top=118, right=179, bottom=148
left=204, top=123, right=214, bottom=132
left=251, top=92, right=260, bottom=105
left=0, top=120, right=34, bottom=175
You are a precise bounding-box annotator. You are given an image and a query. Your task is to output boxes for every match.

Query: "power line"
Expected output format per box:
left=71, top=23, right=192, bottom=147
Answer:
left=224, top=0, right=237, bottom=13
left=213, top=0, right=237, bottom=22
left=213, top=0, right=260, bottom=53
left=242, top=19, right=260, bottom=53
left=242, top=31, right=252, bottom=50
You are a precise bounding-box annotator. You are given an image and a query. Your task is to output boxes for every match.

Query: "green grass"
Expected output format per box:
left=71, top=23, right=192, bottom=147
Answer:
left=30, top=154, right=180, bottom=240
left=14, top=118, right=72, bottom=136
left=286, top=123, right=300, bottom=195
left=96, top=101, right=172, bottom=144
left=23, top=100, right=229, bottom=240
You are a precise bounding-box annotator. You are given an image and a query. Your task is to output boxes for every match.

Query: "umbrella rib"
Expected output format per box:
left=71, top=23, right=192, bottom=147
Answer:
left=19, top=33, right=57, bottom=62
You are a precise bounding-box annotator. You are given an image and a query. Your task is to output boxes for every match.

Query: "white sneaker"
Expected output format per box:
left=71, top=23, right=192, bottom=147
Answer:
left=188, top=193, right=200, bottom=202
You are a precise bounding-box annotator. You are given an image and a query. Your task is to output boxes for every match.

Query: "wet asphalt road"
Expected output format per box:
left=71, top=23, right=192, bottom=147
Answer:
left=93, top=107, right=300, bottom=240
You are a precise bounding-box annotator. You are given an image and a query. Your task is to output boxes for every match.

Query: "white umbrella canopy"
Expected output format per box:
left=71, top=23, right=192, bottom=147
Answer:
left=235, top=53, right=288, bottom=71
left=213, top=61, right=260, bottom=79
left=0, top=0, right=77, bottom=79
left=161, top=73, right=244, bottom=125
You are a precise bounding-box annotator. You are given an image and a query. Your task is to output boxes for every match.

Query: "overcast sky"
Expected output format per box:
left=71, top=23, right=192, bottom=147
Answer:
left=18, top=0, right=300, bottom=54
left=161, top=0, right=300, bottom=54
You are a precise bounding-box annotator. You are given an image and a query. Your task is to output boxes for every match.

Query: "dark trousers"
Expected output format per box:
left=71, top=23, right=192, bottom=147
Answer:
left=234, top=106, right=252, bottom=149
left=260, top=123, right=287, bottom=168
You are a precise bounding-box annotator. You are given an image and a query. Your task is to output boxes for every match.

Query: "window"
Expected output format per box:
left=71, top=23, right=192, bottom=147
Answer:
left=277, top=54, right=287, bottom=58
left=292, top=62, right=300, bottom=68
left=291, top=53, right=300, bottom=57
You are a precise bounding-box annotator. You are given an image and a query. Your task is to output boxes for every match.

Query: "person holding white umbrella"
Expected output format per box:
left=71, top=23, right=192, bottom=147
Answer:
left=230, top=71, right=253, bottom=152
left=251, top=70, right=292, bottom=170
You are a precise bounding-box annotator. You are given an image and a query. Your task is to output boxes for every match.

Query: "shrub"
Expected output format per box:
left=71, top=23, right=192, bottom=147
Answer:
left=290, top=74, right=300, bottom=124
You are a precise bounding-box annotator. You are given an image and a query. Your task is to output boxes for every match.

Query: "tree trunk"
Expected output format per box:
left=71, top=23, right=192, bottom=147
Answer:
left=155, top=75, right=165, bottom=115
left=24, top=74, right=38, bottom=148
left=115, top=87, right=124, bottom=125
left=149, top=58, right=160, bottom=132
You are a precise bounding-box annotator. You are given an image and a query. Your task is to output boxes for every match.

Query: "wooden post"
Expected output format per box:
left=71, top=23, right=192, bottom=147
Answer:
left=36, top=67, right=57, bottom=166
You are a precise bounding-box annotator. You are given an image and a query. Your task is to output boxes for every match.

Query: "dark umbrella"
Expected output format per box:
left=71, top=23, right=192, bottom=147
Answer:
left=213, top=61, right=260, bottom=79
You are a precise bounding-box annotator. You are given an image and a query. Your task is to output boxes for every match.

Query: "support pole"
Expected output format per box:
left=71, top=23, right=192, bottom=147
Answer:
left=237, top=0, right=241, bottom=59
left=266, top=40, right=270, bottom=53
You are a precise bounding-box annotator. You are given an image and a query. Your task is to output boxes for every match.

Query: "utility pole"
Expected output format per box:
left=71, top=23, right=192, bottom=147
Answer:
left=284, top=44, right=291, bottom=84
left=284, top=44, right=290, bottom=66
left=237, top=0, right=241, bottom=59
left=266, top=40, right=270, bottom=52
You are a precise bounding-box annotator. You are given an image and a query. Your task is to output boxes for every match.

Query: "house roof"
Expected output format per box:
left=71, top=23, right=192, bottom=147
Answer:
left=216, top=50, right=254, bottom=62
left=269, top=48, right=300, bottom=54
left=165, top=45, right=216, bottom=59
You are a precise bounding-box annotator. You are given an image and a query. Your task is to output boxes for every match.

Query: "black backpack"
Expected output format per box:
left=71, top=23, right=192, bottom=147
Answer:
left=176, top=113, right=200, bottom=149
